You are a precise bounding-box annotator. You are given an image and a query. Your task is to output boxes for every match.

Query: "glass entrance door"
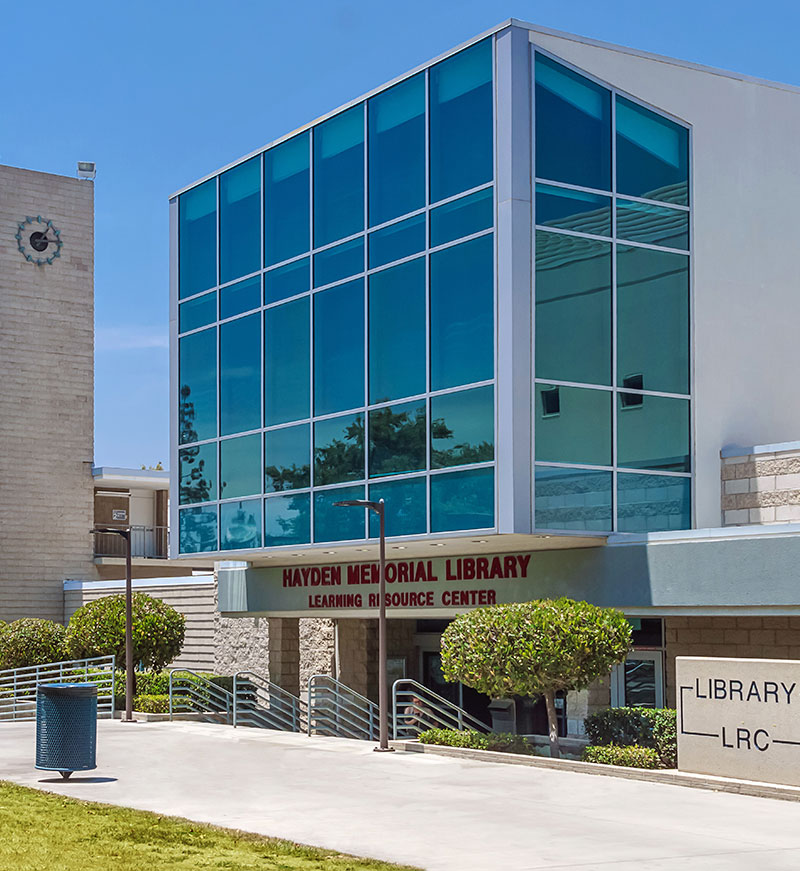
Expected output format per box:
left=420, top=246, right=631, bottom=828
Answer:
left=611, top=650, right=664, bottom=708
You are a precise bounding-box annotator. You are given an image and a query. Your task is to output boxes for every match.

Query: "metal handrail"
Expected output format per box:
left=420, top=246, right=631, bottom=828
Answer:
left=168, top=669, right=233, bottom=724
left=0, top=655, right=116, bottom=722
left=307, top=674, right=389, bottom=741
left=233, top=671, right=307, bottom=732
left=392, top=678, right=491, bottom=740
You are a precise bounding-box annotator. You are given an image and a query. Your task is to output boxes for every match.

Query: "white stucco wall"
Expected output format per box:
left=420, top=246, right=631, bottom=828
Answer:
left=524, top=25, right=800, bottom=529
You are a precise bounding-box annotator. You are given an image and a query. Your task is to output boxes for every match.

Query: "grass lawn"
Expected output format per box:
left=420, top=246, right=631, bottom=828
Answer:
left=0, top=781, right=419, bottom=871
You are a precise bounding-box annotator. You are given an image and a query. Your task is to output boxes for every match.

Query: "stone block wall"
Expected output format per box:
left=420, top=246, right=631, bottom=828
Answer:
left=722, top=444, right=800, bottom=525
left=299, top=617, right=334, bottom=691
left=665, top=615, right=800, bottom=706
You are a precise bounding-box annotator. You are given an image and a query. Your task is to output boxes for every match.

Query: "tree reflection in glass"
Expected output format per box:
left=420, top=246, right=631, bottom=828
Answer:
left=368, top=400, right=426, bottom=478
left=265, top=424, right=311, bottom=493
left=179, top=443, right=216, bottom=504
left=431, top=386, right=494, bottom=469
left=314, top=413, right=364, bottom=486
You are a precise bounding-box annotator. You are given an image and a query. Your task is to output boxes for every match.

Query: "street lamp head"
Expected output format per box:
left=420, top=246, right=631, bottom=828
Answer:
left=333, top=499, right=369, bottom=508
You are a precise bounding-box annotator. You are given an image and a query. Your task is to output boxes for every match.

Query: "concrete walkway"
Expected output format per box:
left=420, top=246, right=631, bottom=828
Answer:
left=1, top=720, right=800, bottom=870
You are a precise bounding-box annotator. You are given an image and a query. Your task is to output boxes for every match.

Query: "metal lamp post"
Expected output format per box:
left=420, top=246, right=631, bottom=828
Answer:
left=333, top=498, right=392, bottom=752
left=90, top=526, right=135, bottom=723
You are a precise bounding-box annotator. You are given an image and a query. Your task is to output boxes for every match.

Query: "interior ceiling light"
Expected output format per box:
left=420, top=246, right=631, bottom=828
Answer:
left=392, top=545, right=407, bottom=550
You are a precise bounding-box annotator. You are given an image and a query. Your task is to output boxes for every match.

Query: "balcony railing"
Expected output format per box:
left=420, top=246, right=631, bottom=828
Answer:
left=93, top=525, right=169, bottom=559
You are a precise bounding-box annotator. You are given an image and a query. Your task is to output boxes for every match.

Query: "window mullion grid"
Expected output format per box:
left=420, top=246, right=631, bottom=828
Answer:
left=424, top=64, right=432, bottom=535
left=611, top=90, right=618, bottom=532
left=362, top=100, right=370, bottom=539
left=308, top=125, right=316, bottom=543
left=215, top=174, right=221, bottom=550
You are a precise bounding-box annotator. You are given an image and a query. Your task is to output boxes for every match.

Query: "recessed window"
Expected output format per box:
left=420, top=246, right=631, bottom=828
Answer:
left=620, top=374, right=644, bottom=410
left=540, top=386, right=560, bottom=417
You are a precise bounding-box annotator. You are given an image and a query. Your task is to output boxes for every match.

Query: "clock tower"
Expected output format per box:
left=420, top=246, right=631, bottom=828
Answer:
left=0, top=163, right=97, bottom=622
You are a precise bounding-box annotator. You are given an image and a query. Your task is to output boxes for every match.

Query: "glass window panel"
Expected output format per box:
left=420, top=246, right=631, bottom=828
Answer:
left=314, top=485, right=366, bottom=542
left=616, top=95, right=689, bottom=205
left=179, top=443, right=216, bottom=505
left=431, top=386, right=494, bottom=469
left=265, top=424, right=310, bottom=492
left=179, top=179, right=216, bottom=299
left=368, top=73, right=425, bottom=226
left=430, top=40, right=493, bottom=202
left=431, top=467, right=494, bottom=532
left=314, top=279, right=364, bottom=415
left=430, top=234, right=493, bottom=391
left=314, top=412, right=364, bottom=486
left=220, top=275, right=260, bottom=320
left=179, top=505, right=218, bottom=554
left=616, top=200, right=688, bottom=250
left=265, top=132, right=310, bottom=266
left=265, top=492, right=311, bottom=546
left=369, top=258, right=425, bottom=403
left=369, top=399, right=426, bottom=478
left=220, top=157, right=261, bottom=284
left=368, top=214, right=425, bottom=269
left=624, top=658, right=657, bottom=708
left=314, top=106, right=364, bottom=247
left=535, top=54, right=611, bottom=191
left=220, top=433, right=261, bottom=499
left=220, top=313, right=260, bottom=436
left=617, top=245, right=689, bottom=395
left=430, top=188, right=493, bottom=248
left=179, top=291, right=216, bottom=334
left=265, top=257, right=309, bottom=305
left=535, top=184, right=611, bottom=237
left=265, top=297, right=310, bottom=425
left=534, top=466, right=612, bottom=532
left=368, top=477, right=427, bottom=537
left=535, top=231, right=611, bottom=385
left=617, top=472, right=691, bottom=532
left=220, top=498, right=262, bottom=550
left=617, top=394, right=690, bottom=472
left=314, top=237, right=364, bottom=288
left=179, top=328, right=216, bottom=444
left=534, top=384, right=612, bottom=466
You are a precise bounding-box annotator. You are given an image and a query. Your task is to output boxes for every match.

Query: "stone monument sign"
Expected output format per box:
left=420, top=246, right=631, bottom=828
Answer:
left=676, top=656, right=800, bottom=786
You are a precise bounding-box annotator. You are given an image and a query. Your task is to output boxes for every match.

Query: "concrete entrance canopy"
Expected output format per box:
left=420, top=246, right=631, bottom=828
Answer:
left=218, top=524, right=800, bottom=619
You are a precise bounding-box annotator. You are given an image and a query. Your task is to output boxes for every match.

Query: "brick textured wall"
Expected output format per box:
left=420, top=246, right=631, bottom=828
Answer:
left=0, top=165, right=97, bottom=622
left=665, top=615, right=800, bottom=705
left=722, top=446, right=800, bottom=525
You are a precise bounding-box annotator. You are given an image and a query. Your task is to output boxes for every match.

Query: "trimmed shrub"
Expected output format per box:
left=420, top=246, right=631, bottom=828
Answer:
left=441, top=599, right=631, bottom=758
left=0, top=619, right=67, bottom=670
left=582, top=744, right=660, bottom=769
left=418, top=729, right=536, bottom=756
left=652, top=709, right=677, bottom=768
left=419, top=729, right=489, bottom=750
left=65, top=593, right=185, bottom=671
left=485, top=733, right=535, bottom=755
left=584, top=707, right=677, bottom=768
left=132, top=694, right=170, bottom=714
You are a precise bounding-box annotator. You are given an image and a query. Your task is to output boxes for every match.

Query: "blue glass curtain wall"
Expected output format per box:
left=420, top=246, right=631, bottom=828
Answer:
left=176, top=37, right=497, bottom=554
left=533, top=49, right=691, bottom=533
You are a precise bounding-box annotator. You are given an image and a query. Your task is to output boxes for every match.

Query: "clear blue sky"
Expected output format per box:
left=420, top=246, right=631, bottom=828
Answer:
left=2, top=0, right=798, bottom=470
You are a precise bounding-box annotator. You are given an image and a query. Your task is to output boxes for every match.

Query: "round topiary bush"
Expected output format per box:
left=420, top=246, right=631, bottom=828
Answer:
left=441, top=598, right=632, bottom=758
left=64, top=593, right=185, bottom=671
left=0, top=618, right=67, bottom=670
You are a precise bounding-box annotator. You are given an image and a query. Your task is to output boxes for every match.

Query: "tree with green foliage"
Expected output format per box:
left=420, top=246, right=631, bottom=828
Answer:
left=440, top=599, right=632, bottom=758
left=0, top=619, right=67, bottom=670
left=64, top=593, right=185, bottom=672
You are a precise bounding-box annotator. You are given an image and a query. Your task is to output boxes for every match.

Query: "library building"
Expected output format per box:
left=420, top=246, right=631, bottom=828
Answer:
left=170, top=19, right=800, bottom=737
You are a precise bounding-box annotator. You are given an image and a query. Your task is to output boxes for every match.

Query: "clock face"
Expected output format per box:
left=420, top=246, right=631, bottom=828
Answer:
left=15, top=215, right=63, bottom=265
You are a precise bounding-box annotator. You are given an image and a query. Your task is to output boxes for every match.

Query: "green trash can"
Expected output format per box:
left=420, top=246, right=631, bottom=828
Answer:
left=36, top=683, right=98, bottom=779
